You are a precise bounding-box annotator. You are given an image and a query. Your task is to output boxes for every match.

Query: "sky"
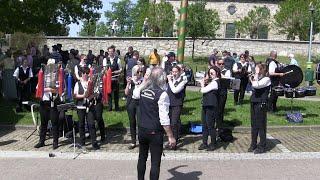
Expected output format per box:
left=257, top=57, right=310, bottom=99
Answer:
left=68, top=0, right=137, bottom=37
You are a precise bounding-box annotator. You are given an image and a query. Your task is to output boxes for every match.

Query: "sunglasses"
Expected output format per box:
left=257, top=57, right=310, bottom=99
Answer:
left=218, top=63, right=224, bottom=65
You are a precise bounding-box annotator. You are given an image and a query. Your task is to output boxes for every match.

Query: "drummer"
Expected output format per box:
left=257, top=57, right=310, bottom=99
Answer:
left=267, top=50, right=284, bottom=113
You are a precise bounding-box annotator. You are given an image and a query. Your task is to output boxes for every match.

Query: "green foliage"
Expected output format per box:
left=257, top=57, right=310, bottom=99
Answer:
left=79, top=20, right=97, bottom=36
left=95, top=22, right=109, bottom=37
left=148, top=1, right=175, bottom=37
left=10, top=32, right=45, bottom=52
left=235, top=6, right=271, bottom=39
left=105, top=0, right=134, bottom=36
left=274, top=0, right=320, bottom=41
left=131, top=0, right=150, bottom=36
left=186, top=1, right=220, bottom=39
left=0, top=0, right=102, bottom=36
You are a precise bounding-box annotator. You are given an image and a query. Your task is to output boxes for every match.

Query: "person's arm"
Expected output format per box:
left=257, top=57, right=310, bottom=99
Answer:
left=251, top=77, right=271, bottom=89
left=124, top=78, right=132, bottom=96
left=269, top=61, right=284, bottom=77
left=73, top=82, right=85, bottom=99
left=158, top=92, right=176, bottom=147
left=13, top=67, right=19, bottom=79
left=168, top=78, right=187, bottom=94
left=200, top=80, right=218, bottom=93
left=232, top=63, right=239, bottom=73
left=223, top=70, right=231, bottom=78
left=74, top=66, right=81, bottom=80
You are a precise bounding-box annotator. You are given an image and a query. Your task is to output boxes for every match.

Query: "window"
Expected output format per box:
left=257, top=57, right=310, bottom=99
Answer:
left=225, top=23, right=236, bottom=38
left=258, top=25, right=268, bottom=39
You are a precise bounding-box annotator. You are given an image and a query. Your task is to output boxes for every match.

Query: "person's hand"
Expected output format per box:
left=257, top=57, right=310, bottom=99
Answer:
left=168, top=136, right=176, bottom=148
left=167, top=75, right=173, bottom=81
left=279, top=73, right=284, bottom=77
left=126, top=76, right=132, bottom=84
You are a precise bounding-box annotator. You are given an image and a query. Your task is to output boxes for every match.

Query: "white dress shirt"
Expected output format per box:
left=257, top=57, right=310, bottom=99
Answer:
left=13, top=66, right=33, bottom=79
left=200, top=78, right=219, bottom=93
left=168, top=75, right=188, bottom=94
left=232, top=61, right=252, bottom=73
left=252, top=77, right=271, bottom=89
left=268, top=61, right=277, bottom=74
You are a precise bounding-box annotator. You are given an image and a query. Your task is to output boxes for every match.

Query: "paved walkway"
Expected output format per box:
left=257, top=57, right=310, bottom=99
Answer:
left=1, top=127, right=320, bottom=153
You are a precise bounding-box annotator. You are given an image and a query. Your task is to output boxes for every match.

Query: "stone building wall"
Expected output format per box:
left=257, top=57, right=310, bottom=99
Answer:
left=167, top=0, right=284, bottom=40
left=46, top=37, right=320, bottom=57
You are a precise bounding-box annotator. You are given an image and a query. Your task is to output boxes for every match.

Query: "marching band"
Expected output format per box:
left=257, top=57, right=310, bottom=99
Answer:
left=25, top=45, right=315, bottom=156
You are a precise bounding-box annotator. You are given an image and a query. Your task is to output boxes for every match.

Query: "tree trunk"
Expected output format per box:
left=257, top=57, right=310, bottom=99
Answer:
left=192, top=38, right=195, bottom=61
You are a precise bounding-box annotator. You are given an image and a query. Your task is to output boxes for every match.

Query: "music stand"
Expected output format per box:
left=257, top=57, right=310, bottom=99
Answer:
left=24, top=101, right=40, bottom=140
left=57, top=103, right=87, bottom=159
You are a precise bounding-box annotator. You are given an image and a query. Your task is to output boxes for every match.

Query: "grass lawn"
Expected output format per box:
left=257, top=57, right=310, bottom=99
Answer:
left=1, top=90, right=319, bottom=127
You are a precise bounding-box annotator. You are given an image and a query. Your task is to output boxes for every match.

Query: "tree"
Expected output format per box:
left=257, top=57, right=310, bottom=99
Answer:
left=274, top=0, right=320, bottom=40
left=186, top=1, right=220, bottom=59
left=131, top=0, right=150, bottom=36
left=79, top=20, right=97, bottom=36
left=0, top=0, right=102, bottom=36
left=105, top=0, right=134, bottom=36
left=235, top=6, right=271, bottom=39
left=95, top=22, right=109, bottom=37
left=148, top=1, right=175, bottom=37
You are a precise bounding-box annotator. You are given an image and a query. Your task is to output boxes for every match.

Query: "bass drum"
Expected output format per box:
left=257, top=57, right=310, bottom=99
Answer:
left=280, top=65, right=303, bottom=88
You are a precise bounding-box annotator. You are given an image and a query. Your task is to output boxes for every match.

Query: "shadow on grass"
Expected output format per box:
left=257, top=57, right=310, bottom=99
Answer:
left=181, top=107, right=196, bottom=115
left=106, top=122, right=127, bottom=144
left=265, top=138, right=280, bottom=152
left=184, top=96, right=201, bottom=103
left=0, top=139, right=18, bottom=146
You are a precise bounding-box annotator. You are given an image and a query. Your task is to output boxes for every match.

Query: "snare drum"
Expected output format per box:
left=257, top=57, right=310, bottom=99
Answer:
left=304, top=86, right=317, bottom=96
left=285, top=88, right=294, bottom=98
left=294, top=87, right=305, bottom=98
left=272, top=86, right=284, bottom=96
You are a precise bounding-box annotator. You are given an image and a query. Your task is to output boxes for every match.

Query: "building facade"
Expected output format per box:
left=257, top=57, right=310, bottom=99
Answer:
left=162, top=0, right=286, bottom=40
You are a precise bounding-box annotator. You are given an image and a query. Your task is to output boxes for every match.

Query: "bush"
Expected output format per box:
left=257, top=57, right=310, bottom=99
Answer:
left=10, top=32, right=45, bottom=52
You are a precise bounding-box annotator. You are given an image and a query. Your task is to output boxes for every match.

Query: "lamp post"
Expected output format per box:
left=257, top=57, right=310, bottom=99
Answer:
left=305, top=3, right=315, bottom=86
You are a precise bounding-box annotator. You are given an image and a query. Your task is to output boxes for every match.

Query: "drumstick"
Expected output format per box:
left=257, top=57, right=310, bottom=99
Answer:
left=284, top=70, right=293, bottom=75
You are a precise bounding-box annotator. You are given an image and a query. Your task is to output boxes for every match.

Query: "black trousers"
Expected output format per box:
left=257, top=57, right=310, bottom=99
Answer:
left=127, top=99, right=139, bottom=144
left=39, top=101, right=59, bottom=145
left=16, top=82, right=30, bottom=109
left=250, top=102, right=267, bottom=149
left=217, top=93, right=227, bottom=129
left=77, top=108, right=97, bottom=145
left=234, top=77, right=248, bottom=104
left=108, top=80, right=119, bottom=111
left=201, top=106, right=217, bottom=145
left=269, top=85, right=278, bottom=112
left=169, top=105, right=182, bottom=141
left=137, top=128, right=163, bottom=180
left=95, top=101, right=106, bottom=139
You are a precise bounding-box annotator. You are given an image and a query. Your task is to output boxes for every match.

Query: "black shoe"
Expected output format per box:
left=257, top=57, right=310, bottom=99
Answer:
left=92, top=143, right=100, bottom=150
left=207, top=143, right=216, bottom=151
left=198, top=143, right=208, bottom=150
left=53, top=143, right=58, bottom=150
left=248, top=145, right=257, bottom=152
left=254, top=148, right=266, bottom=154
left=128, top=144, right=136, bottom=150
left=34, top=142, right=45, bottom=148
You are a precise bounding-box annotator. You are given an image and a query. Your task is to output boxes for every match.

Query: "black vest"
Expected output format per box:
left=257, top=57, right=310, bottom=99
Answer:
left=251, top=83, right=270, bottom=103
left=126, top=80, right=140, bottom=105
left=234, top=62, right=249, bottom=79
left=202, top=80, right=219, bottom=107
left=167, top=77, right=185, bottom=106
left=18, top=67, right=30, bottom=81
left=219, top=69, right=229, bottom=95
left=139, top=86, right=164, bottom=131
left=269, top=59, right=281, bottom=86
left=164, top=61, right=173, bottom=75
left=76, top=82, right=86, bottom=106
left=106, top=57, right=120, bottom=72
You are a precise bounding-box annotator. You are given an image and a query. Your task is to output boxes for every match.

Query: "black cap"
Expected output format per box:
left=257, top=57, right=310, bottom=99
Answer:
left=167, top=52, right=175, bottom=57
